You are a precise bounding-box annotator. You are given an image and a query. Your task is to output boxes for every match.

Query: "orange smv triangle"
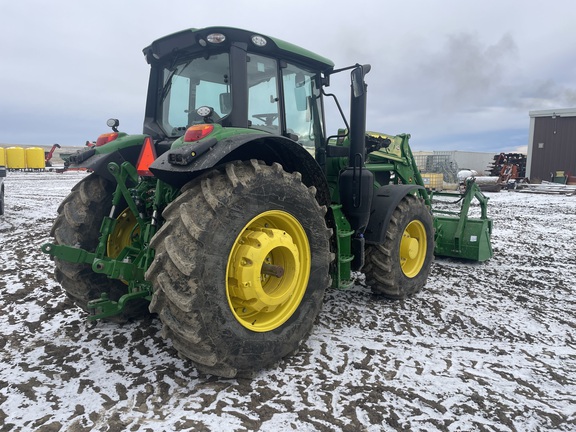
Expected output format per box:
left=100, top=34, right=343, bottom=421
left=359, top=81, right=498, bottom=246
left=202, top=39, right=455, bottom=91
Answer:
left=136, top=137, right=157, bottom=176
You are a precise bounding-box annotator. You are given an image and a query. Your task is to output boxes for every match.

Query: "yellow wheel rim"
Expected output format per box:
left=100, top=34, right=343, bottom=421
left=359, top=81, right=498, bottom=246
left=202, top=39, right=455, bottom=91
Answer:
left=107, top=208, right=140, bottom=259
left=226, top=210, right=311, bottom=332
left=400, top=220, right=427, bottom=278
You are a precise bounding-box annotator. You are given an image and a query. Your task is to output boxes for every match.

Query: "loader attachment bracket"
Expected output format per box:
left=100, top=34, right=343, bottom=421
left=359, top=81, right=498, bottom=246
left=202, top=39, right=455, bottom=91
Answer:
left=431, top=178, right=493, bottom=261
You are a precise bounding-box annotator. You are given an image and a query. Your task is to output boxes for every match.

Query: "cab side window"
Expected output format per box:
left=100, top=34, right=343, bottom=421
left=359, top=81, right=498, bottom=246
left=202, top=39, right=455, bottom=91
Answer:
left=248, top=55, right=279, bottom=133
left=282, top=64, right=320, bottom=148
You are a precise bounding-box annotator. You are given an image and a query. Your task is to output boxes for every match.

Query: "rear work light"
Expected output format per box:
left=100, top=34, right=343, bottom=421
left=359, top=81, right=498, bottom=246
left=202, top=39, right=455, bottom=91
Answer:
left=251, top=35, right=267, bottom=47
left=206, top=33, right=226, bottom=44
left=95, top=132, right=118, bottom=147
left=184, top=124, right=214, bottom=142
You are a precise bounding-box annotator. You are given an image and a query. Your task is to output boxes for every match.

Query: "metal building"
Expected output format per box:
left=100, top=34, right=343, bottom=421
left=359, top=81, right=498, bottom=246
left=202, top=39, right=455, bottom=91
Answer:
left=413, top=150, right=495, bottom=183
left=527, top=108, right=576, bottom=182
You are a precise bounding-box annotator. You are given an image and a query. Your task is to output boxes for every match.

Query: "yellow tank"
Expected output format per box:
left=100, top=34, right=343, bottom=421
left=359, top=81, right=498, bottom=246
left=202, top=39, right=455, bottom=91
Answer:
left=26, top=147, right=46, bottom=170
left=420, top=173, right=444, bottom=190
left=0, top=147, right=6, bottom=166
left=6, top=147, right=26, bottom=169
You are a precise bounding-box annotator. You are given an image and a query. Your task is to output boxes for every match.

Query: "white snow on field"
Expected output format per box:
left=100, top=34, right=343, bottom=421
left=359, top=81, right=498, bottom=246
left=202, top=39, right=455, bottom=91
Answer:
left=0, top=171, right=575, bottom=431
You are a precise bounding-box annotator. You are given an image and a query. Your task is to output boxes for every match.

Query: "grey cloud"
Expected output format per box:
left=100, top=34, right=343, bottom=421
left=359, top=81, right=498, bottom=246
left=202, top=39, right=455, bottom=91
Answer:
left=414, top=33, right=519, bottom=111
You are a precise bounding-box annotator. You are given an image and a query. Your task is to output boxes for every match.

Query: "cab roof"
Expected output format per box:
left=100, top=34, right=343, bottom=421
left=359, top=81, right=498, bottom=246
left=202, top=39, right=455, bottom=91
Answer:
left=143, top=26, right=335, bottom=73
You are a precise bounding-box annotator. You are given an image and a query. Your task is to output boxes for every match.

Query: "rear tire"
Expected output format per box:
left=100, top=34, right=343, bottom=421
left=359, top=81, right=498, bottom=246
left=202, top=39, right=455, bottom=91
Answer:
left=364, top=194, right=434, bottom=299
left=50, top=174, right=148, bottom=320
left=146, top=160, right=331, bottom=377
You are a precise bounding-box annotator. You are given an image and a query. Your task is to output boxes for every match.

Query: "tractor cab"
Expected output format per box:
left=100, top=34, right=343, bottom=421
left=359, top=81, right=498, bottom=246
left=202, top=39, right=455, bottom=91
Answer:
left=142, top=27, right=334, bottom=153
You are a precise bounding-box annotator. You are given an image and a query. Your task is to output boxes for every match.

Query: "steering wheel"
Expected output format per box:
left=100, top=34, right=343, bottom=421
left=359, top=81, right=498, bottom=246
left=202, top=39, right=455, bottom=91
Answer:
left=252, top=113, right=278, bottom=126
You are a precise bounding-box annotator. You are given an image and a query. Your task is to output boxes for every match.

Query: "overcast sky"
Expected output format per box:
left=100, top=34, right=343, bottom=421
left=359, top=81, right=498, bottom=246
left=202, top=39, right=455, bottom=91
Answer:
left=1, top=0, right=575, bottom=153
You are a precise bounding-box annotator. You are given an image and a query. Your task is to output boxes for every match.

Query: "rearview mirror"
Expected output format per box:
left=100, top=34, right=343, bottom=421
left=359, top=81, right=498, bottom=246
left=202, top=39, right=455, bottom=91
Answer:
left=219, top=93, right=231, bottom=114
left=351, top=64, right=371, bottom=98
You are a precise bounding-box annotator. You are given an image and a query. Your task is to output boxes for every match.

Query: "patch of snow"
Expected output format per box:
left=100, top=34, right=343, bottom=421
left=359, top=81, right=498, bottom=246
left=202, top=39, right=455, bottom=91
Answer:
left=0, top=171, right=574, bottom=431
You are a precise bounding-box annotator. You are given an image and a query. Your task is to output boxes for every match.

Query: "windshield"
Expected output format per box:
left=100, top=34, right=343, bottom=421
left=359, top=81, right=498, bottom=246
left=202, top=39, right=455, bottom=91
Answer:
left=159, top=53, right=230, bottom=137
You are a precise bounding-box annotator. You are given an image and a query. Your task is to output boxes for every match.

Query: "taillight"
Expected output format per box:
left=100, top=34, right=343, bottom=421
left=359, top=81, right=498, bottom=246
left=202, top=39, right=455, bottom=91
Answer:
left=136, top=137, right=157, bottom=176
left=95, top=132, right=118, bottom=147
left=184, top=124, right=214, bottom=142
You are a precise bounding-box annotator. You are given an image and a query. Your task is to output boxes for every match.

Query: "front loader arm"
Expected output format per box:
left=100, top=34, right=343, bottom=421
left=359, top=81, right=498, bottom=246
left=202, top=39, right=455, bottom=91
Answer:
left=366, top=132, right=431, bottom=206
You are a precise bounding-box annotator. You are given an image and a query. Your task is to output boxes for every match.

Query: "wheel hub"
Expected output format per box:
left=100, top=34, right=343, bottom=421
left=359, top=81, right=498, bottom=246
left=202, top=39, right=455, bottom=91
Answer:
left=107, top=208, right=139, bottom=258
left=400, top=220, right=427, bottom=278
left=230, top=227, right=299, bottom=311
left=226, top=210, right=310, bottom=332
left=401, top=237, right=420, bottom=260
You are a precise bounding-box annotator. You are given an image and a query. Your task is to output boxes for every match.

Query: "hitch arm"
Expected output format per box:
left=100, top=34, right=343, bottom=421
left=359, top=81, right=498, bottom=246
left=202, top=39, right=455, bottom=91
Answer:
left=87, top=287, right=150, bottom=320
left=41, top=243, right=97, bottom=264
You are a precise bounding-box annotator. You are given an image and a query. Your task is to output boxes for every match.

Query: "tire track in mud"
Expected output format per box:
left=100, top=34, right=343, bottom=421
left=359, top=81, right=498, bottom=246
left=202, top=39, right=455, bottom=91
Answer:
left=0, top=173, right=575, bottom=431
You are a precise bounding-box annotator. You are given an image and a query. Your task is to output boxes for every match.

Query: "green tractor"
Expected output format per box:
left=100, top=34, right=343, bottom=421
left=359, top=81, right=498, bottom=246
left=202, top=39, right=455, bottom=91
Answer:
left=42, top=27, right=492, bottom=377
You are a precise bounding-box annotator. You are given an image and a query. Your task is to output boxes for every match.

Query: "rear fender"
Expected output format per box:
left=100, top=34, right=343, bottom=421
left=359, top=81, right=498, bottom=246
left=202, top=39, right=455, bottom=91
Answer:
left=150, top=134, right=331, bottom=206
left=364, top=184, right=426, bottom=244
left=66, top=134, right=148, bottom=182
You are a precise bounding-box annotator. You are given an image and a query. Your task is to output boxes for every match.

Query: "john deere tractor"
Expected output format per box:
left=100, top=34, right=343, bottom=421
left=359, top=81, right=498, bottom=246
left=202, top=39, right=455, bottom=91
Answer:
left=42, top=27, right=492, bottom=377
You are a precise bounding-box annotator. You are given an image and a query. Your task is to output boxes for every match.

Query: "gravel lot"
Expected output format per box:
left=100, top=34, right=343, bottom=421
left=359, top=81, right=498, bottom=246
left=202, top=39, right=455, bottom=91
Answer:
left=0, top=170, right=575, bottom=431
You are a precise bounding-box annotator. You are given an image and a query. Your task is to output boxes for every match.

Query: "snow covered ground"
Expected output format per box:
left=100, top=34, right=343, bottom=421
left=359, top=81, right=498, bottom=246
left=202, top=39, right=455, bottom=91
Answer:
left=0, top=171, right=575, bottom=431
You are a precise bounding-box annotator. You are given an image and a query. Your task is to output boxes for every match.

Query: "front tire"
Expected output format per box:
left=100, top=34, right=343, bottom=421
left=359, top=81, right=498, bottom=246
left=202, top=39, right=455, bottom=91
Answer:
left=364, top=194, right=434, bottom=299
left=146, top=160, right=331, bottom=377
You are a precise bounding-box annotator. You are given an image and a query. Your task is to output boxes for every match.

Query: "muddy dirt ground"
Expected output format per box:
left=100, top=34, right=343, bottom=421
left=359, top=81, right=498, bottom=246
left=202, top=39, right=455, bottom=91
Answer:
left=0, top=171, right=574, bottom=431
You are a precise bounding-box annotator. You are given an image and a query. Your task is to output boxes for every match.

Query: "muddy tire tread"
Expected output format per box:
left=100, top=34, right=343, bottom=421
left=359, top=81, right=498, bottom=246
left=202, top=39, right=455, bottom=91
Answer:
left=146, top=160, right=331, bottom=377
left=364, top=194, right=434, bottom=299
